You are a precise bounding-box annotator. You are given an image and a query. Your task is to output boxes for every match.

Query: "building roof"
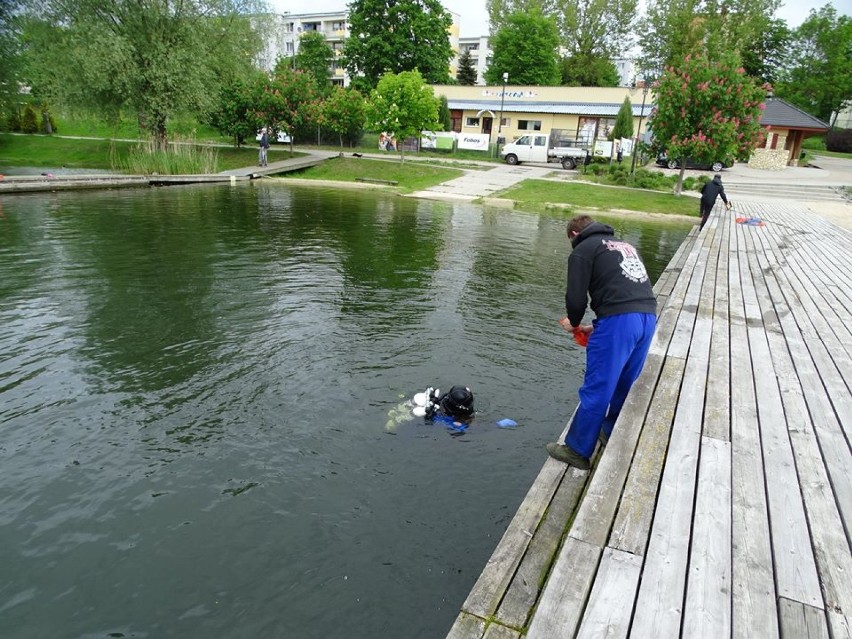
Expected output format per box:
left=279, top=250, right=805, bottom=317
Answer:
left=447, top=99, right=652, bottom=117
left=760, top=98, right=829, bottom=131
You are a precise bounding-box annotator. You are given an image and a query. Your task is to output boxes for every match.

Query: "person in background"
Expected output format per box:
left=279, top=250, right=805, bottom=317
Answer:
left=546, top=215, right=657, bottom=470
left=258, top=127, right=270, bottom=167
left=699, top=174, right=731, bottom=230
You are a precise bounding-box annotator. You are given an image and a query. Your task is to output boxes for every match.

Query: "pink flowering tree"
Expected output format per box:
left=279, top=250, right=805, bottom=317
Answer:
left=648, top=52, right=770, bottom=194
left=250, top=69, right=322, bottom=151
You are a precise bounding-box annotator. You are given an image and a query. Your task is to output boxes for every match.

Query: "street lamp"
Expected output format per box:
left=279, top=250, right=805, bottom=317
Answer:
left=630, top=80, right=650, bottom=174
left=496, top=72, right=508, bottom=157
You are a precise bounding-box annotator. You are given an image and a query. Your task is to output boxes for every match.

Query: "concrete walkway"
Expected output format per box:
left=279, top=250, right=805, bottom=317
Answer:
left=408, top=163, right=555, bottom=201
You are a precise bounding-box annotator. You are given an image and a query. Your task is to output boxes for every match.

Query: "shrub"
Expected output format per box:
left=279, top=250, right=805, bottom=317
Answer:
left=21, top=104, right=39, bottom=133
left=826, top=128, right=852, bottom=153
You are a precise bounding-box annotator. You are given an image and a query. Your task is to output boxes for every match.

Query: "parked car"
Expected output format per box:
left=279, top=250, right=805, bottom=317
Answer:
left=656, top=152, right=731, bottom=172
left=256, top=130, right=291, bottom=144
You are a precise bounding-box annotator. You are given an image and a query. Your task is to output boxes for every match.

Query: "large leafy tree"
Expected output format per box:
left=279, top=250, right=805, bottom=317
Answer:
left=0, top=1, right=23, bottom=113
left=253, top=68, right=323, bottom=146
left=561, top=54, right=619, bottom=86
left=207, top=74, right=260, bottom=147
left=638, top=0, right=781, bottom=73
left=775, top=5, right=852, bottom=126
left=343, top=0, right=453, bottom=92
left=456, top=50, right=478, bottom=85
left=556, top=0, right=638, bottom=61
left=366, top=70, right=440, bottom=161
left=486, top=0, right=558, bottom=33
left=320, top=86, right=366, bottom=147
left=295, top=31, right=334, bottom=94
left=485, top=11, right=561, bottom=86
left=19, top=0, right=265, bottom=148
left=741, top=17, right=790, bottom=84
left=648, top=51, right=769, bottom=194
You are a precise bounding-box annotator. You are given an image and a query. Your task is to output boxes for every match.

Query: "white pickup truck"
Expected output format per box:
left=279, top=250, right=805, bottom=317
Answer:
left=500, top=133, right=587, bottom=170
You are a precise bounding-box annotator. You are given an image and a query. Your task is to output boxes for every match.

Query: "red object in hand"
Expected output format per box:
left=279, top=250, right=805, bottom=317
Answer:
left=572, top=326, right=589, bottom=347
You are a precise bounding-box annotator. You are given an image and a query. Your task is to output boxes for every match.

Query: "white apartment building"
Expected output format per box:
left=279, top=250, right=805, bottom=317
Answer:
left=258, top=9, right=460, bottom=88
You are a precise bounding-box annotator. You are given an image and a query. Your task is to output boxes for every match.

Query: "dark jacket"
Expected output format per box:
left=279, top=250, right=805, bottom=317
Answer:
left=700, top=175, right=728, bottom=205
left=565, top=222, right=657, bottom=326
left=259, top=133, right=270, bottom=149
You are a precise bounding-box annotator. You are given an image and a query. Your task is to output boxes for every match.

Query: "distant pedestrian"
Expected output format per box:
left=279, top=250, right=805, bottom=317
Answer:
left=699, top=174, right=731, bottom=230
left=546, top=215, right=657, bottom=470
left=259, top=127, right=270, bottom=167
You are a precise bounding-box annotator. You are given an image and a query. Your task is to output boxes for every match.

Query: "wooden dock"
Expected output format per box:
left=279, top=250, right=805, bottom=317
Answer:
left=447, top=200, right=852, bottom=638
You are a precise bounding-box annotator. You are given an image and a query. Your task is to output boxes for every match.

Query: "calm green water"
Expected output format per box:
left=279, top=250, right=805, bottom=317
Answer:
left=0, top=184, right=690, bottom=639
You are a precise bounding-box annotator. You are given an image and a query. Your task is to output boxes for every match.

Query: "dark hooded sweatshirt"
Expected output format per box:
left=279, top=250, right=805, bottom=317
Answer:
left=700, top=175, right=728, bottom=206
left=565, top=222, right=657, bottom=327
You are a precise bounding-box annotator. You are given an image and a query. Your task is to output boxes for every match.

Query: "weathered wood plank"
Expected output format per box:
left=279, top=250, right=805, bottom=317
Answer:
left=683, top=436, right=732, bottom=638
left=629, top=319, right=712, bottom=637
left=828, top=612, right=852, bottom=639
left=704, top=208, right=731, bottom=441
left=778, top=597, right=829, bottom=639
left=495, top=469, right=587, bottom=628
left=575, top=547, right=643, bottom=639
left=446, top=611, right=486, bottom=639
left=608, top=357, right=684, bottom=556
left=482, top=623, right=521, bottom=639
left=525, top=537, right=601, bottom=639
left=460, top=460, right=569, bottom=618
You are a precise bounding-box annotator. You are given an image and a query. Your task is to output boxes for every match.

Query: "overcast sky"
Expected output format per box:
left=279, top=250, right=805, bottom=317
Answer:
left=272, top=0, right=850, bottom=37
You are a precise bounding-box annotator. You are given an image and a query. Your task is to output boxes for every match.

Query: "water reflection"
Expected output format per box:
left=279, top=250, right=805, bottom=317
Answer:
left=0, top=184, right=691, bottom=639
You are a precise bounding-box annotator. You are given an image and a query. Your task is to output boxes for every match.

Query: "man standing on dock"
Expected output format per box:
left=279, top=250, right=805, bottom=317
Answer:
left=699, top=174, right=731, bottom=229
left=258, top=127, right=270, bottom=167
left=546, top=216, right=657, bottom=470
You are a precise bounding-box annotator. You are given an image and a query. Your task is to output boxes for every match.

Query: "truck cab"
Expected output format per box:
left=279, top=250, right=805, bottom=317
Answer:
left=501, top=133, right=549, bottom=165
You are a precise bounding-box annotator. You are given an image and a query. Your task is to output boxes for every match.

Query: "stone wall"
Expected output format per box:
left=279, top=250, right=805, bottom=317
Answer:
left=748, top=148, right=790, bottom=170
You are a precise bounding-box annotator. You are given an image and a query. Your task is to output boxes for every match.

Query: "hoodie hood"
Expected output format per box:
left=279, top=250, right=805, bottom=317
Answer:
left=712, top=175, right=723, bottom=185
left=572, top=221, right=615, bottom=249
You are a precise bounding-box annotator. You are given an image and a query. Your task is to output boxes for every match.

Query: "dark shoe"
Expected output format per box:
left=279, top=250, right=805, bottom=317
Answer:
left=546, top=443, right=591, bottom=470
left=598, top=430, right=610, bottom=447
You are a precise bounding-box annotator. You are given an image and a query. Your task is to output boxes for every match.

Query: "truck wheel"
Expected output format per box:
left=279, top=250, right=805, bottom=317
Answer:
left=505, top=154, right=519, bottom=166
left=667, top=159, right=679, bottom=169
left=711, top=161, right=723, bottom=172
left=561, top=157, right=576, bottom=170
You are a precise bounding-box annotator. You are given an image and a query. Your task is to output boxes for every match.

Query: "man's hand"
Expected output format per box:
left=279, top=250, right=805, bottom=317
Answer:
left=558, top=316, right=574, bottom=332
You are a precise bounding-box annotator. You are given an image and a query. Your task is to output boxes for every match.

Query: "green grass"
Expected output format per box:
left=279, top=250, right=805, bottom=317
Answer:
left=497, top=180, right=699, bottom=217
left=811, top=149, right=852, bottom=160
left=48, top=108, right=229, bottom=143
left=281, top=156, right=464, bottom=193
left=0, top=133, right=298, bottom=173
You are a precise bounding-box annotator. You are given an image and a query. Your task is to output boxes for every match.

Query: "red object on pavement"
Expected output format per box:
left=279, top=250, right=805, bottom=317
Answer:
left=572, top=326, right=589, bottom=347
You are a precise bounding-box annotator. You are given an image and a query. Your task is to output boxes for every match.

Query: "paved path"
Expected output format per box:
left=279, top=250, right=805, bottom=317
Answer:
left=408, top=163, right=554, bottom=201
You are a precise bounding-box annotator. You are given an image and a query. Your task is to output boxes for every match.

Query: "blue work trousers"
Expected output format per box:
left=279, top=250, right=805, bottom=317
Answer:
left=564, top=312, right=656, bottom=458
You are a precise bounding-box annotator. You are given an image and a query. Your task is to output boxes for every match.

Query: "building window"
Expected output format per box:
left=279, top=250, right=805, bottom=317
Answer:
left=518, top=120, right=542, bottom=131
left=465, top=117, right=480, bottom=127
left=500, top=117, right=510, bottom=127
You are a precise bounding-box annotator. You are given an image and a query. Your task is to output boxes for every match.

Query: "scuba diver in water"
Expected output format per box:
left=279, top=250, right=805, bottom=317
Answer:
left=413, top=386, right=475, bottom=431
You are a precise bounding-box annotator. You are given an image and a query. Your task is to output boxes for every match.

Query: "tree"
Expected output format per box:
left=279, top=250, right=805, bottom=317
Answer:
left=561, top=54, right=619, bottom=86
left=485, top=11, right=561, bottom=86
left=456, top=50, right=478, bottom=85
left=19, top=0, right=266, bottom=149
left=741, top=18, right=790, bottom=84
left=556, top=0, right=638, bottom=61
left=295, top=31, right=334, bottom=94
left=775, top=5, right=852, bottom=126
left=207, top=74, right=260, bottom=147
left=437, top=95, right=452, bottom=131
left=320, top=86, right=367, bottom=147
left=252, top=68, right=323, bottom=147
left=486, top=0, right=559, bottom=33
left=611, top=96, right=634, bottom=141
left=366, top=71, right=440, bottom=161
left=638, top=0, right=781, bottom=73
left=0, top=1, right=23, bottom=112
left=343, top=0, right=453, bottom=92
left=648, top=51, right=769, bottom=194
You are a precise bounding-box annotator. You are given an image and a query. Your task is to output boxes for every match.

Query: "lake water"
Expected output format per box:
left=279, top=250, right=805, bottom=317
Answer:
left=0, top=184, right=690, bottom=639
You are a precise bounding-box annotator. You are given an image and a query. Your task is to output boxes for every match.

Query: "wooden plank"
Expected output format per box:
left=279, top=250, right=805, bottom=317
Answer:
left=729, top=322, right=779, bottom=639
left=828, top=612, right=852, bottom=639
left=446, top=611, right=486, bottom=639
left=609, top=357, right=684, bottom=555
left=526, top=537, right=601, bottom=639
left=575, top=547, right=643, bottom=639
left=704, top=206, right=731, bottom=441
left=743, top=250, right=823, bottom=609
left=460, top=460, right=569, bottom=618
left=683, top=437, right=732, bottom=638
left=482, top=624, right=521, bottom=639
left=629, top=319, right=712, bottom=638
left=778, top=598, right=829, bottom=639
left=495, top=469, right=587, bottom=628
